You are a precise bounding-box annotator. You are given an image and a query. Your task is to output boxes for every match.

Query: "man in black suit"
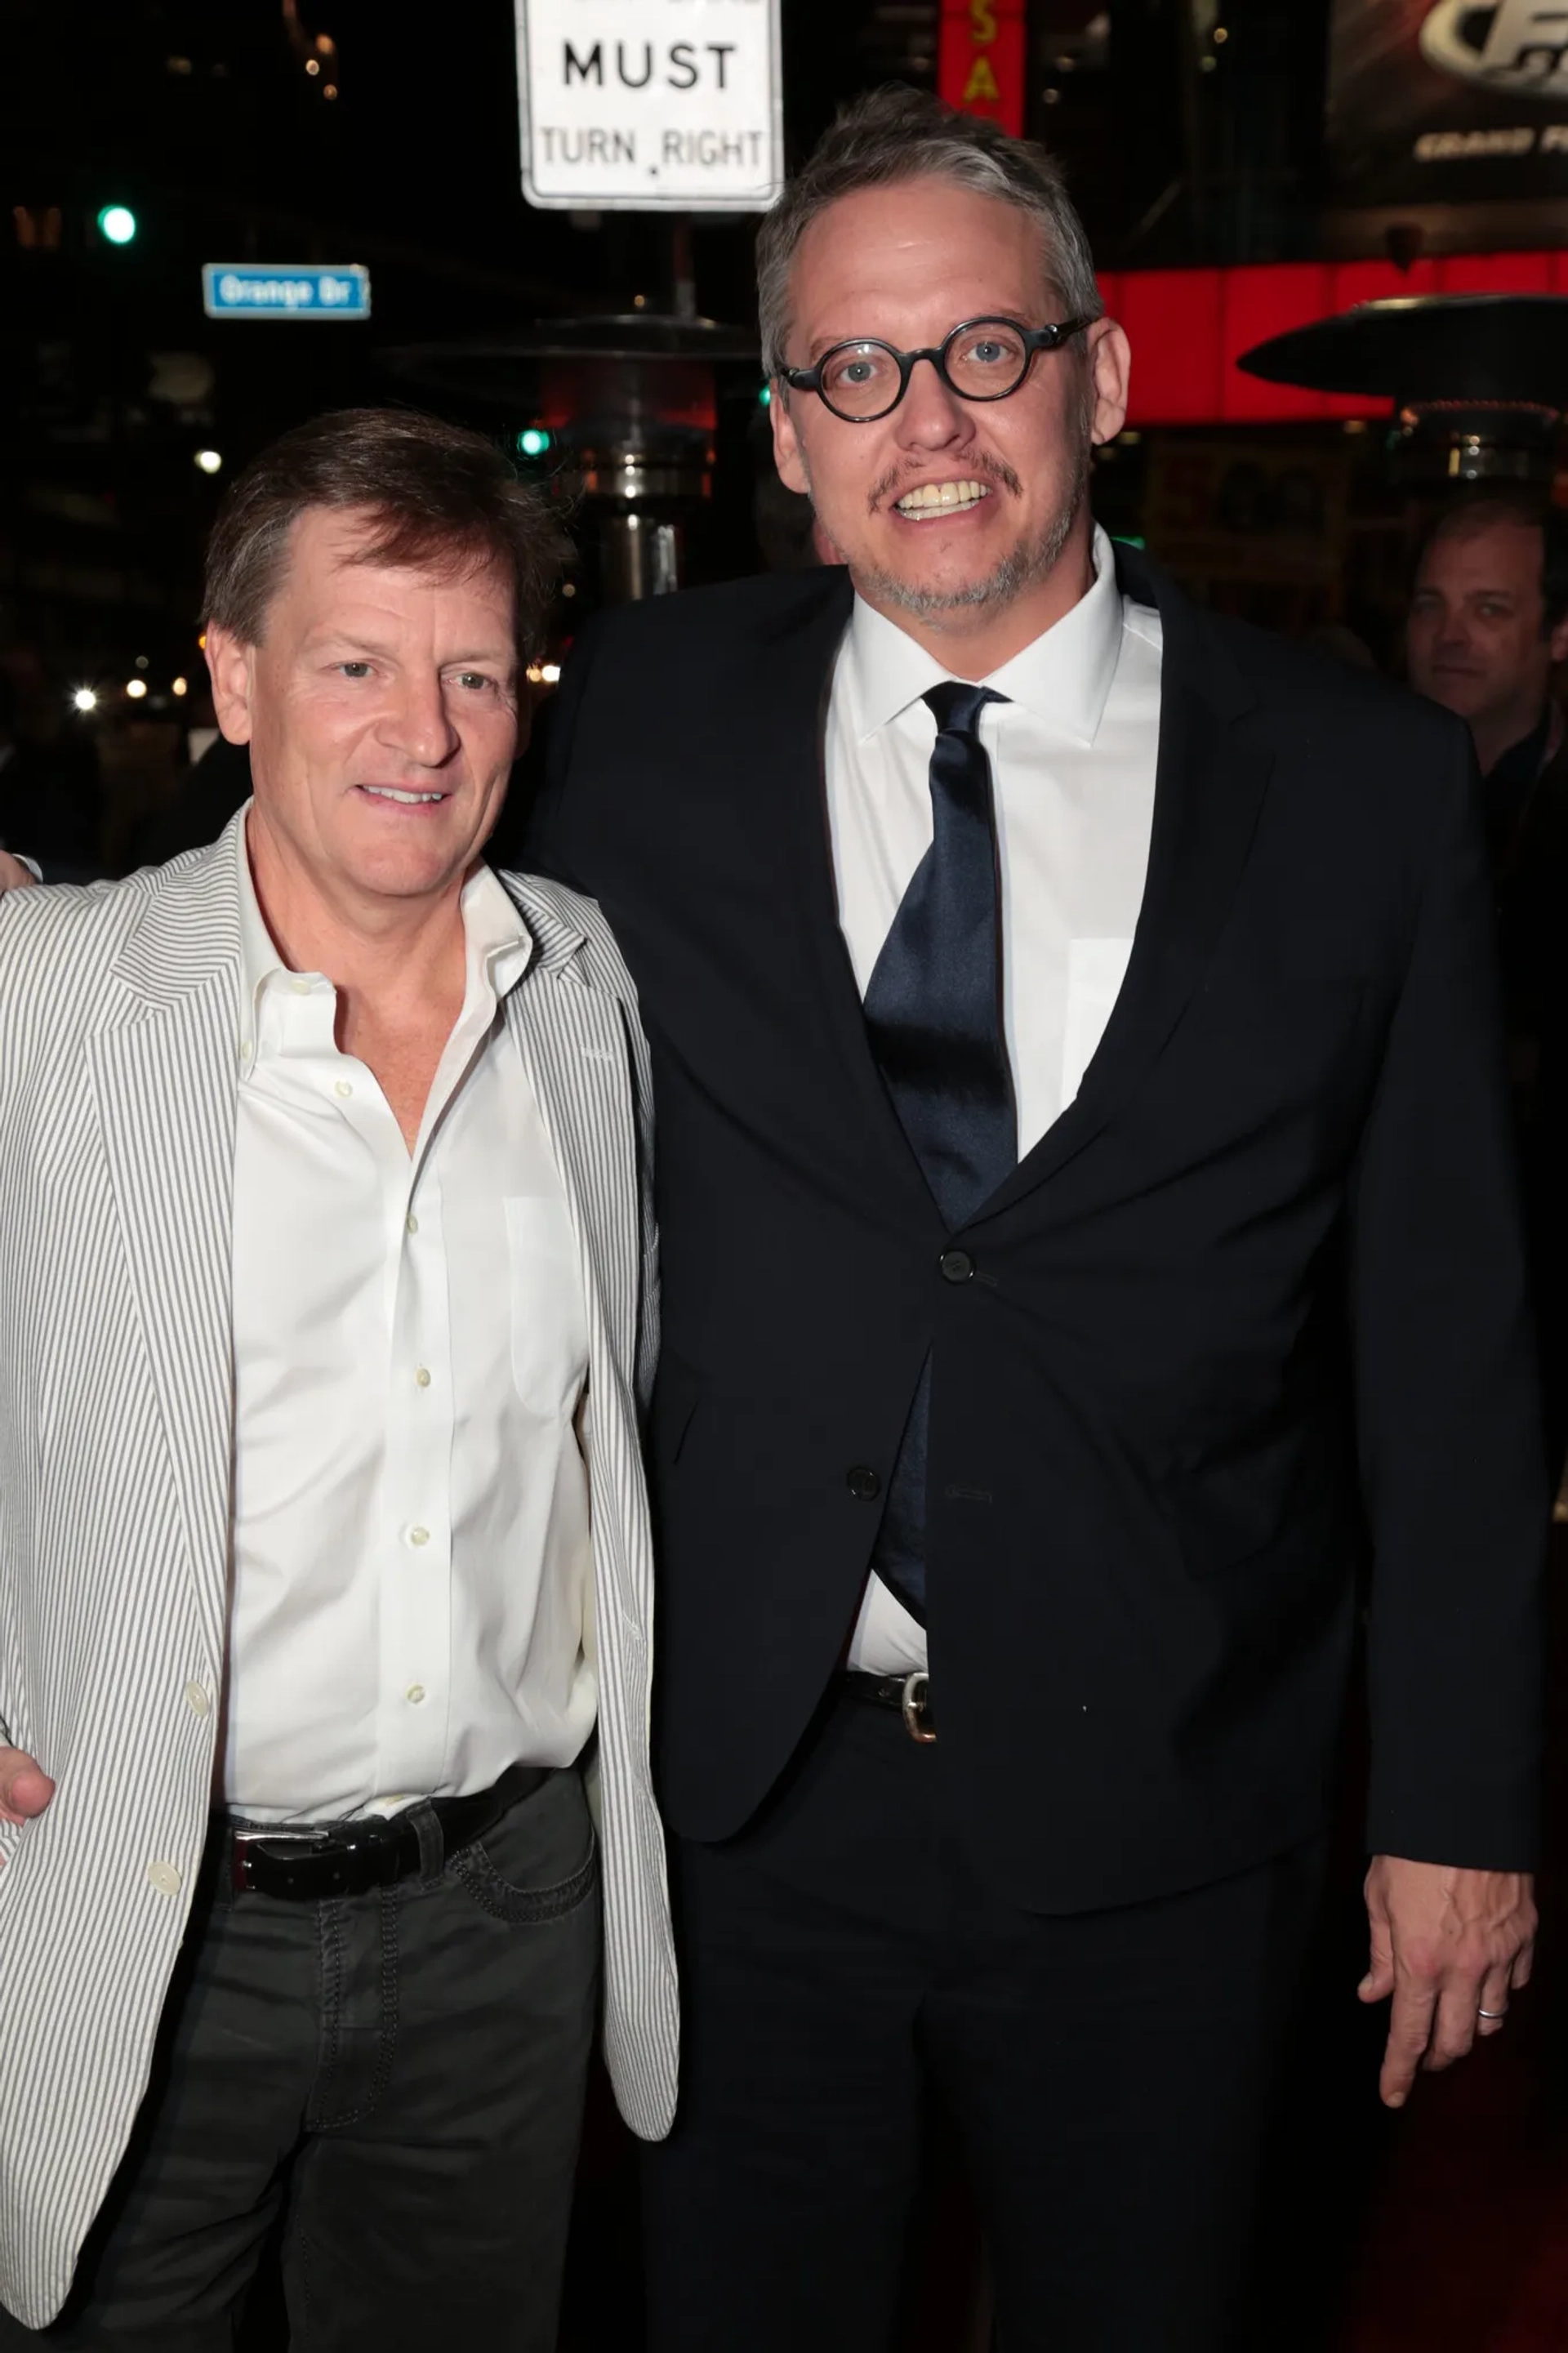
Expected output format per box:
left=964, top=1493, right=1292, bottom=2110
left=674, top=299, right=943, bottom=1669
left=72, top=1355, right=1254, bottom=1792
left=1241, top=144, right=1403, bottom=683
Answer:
left=530, top=84, right=1544, bottom=2352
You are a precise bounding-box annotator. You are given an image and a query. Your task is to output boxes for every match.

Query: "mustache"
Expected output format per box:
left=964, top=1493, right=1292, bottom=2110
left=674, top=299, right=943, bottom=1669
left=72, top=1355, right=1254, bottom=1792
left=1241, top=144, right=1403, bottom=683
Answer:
left=867, top=452, right=1023, bottom=513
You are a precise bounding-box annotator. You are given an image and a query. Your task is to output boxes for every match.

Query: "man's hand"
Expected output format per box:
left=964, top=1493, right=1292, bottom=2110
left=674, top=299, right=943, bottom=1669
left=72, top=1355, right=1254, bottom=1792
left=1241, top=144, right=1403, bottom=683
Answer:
left=0, top=851, right=39, bottom=894
left=1361, top=1854, right=1536, bottom=2107
left=0, top=1748, right=55, bottom=1856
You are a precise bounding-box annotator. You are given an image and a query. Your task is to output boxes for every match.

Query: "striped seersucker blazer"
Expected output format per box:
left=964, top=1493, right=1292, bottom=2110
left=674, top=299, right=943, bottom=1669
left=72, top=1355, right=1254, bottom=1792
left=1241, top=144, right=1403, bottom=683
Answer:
left=0, top=813, right=677, bottom=2329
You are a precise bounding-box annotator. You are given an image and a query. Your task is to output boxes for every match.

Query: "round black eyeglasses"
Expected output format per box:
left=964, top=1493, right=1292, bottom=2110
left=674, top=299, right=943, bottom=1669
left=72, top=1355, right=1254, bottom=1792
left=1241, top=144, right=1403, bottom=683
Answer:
left=779, top=315, right=1093, bottom=423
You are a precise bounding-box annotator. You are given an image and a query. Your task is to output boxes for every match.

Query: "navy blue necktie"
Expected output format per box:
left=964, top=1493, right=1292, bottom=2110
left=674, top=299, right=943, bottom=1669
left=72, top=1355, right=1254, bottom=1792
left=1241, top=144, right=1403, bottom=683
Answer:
left=861, top=681, right=1017, bottom=1619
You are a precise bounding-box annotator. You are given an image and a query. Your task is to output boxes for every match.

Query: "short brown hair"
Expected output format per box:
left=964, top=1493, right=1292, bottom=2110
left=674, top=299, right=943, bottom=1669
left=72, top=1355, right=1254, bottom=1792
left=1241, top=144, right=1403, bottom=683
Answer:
left=1414, top=491, right=1568, bottom=634
left=202, top=407, right=569, bottom=664
left=756, top=84, right=1102, bottom=378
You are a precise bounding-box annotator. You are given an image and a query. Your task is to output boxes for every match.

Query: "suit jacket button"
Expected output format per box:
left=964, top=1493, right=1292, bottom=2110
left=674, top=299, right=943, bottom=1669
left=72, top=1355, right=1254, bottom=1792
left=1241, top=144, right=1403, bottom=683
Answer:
left=939, top=1248, right=975, bottom=1283
left=846, top=1465, right=881, bottom=1500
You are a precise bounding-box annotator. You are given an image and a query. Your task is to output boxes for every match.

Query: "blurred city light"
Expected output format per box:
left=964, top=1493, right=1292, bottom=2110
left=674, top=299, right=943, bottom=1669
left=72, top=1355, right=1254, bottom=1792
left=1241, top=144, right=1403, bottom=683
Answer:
left=71, top=688, right=98, bottom=713
left=125, top=679, right=148, bottom=700
left=172, top=676, right=189, bottom=697
left=96, top=205, right=138, bottom=246
left=541, top=663, right=561, bottom=684
left=194, top=448, right=223, bottom=475
left=516, top=428, right=551, bottom=458
left=758, top=384, right=771, bottom=407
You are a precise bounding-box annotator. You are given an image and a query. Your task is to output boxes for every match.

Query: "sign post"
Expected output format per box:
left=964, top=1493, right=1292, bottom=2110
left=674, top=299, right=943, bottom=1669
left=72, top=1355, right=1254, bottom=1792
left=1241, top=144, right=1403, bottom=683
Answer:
left=514, top=0, right=782, bottom=212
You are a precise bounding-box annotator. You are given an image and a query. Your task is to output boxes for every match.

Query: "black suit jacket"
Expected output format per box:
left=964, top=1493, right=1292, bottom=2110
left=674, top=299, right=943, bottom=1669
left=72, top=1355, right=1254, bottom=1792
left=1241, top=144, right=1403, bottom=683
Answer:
left=528, top=548, right=1546, bottom=1911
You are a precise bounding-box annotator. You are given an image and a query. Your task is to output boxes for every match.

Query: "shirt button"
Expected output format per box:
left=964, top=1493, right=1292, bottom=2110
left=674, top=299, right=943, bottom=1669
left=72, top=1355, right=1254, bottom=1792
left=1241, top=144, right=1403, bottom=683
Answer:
left=146, top=1860, right=181, bottom=1897
left=409, top=1525, right=430, bottom=1547
left=846, top=1465, right=881, bottom=1501
left=406, top=1213, right=419, bottom=1236
left=940, top=1248, right=975, bottom=1284
left=405, top=1684, right=426, bottom=1706
left=415, top=1366, right=432, bottom=1389
left=334, top=1079, right=353, bottom=1099
left=238, top=1041, right=252, bottom=1066
left=288, top=977, right=312, bottom=996
left=183, top=1681, right=211, bottom=1719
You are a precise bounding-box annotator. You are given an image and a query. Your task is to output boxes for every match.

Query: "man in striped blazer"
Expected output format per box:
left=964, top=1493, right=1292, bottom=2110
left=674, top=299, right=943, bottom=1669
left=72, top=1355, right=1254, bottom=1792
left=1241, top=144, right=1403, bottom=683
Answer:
left=0, top=409, right=675, bottom=2347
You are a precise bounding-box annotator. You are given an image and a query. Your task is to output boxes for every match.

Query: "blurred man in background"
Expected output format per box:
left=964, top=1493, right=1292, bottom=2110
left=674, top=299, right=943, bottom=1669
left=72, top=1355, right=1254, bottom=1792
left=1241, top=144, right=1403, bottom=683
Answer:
left=1407, top=496, right=1568, bottom=790
left=1407, top=495, right=1568, bottom=1480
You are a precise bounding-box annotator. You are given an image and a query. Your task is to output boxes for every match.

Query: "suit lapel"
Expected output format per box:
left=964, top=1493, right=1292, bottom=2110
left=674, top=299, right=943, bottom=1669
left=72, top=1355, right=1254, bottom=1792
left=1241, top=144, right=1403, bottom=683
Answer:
left=980, top=558, right=1274, bottom=1222
left=86, top=835, right=243, bottom=1674
left=759, top=571, right=951, bottom=1228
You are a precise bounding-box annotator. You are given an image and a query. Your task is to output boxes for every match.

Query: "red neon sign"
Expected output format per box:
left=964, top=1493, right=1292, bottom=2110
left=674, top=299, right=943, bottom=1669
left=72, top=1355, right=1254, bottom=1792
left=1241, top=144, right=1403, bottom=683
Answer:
left=1102, top=250, right=1568, bottom=426
left=938, top=0, right=1027, bottom=137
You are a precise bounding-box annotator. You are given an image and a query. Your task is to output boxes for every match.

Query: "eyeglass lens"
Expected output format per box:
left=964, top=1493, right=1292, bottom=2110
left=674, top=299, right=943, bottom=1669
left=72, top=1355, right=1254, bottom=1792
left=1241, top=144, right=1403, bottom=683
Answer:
left=818, top=322, right=1032, bottom=419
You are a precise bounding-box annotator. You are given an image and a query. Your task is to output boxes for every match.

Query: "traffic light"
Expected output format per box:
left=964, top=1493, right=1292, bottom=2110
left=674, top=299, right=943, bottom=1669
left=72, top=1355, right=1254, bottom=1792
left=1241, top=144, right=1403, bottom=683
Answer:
left=96, top=204, right=138, bottom=247
left=516, top=428, right=551, bottom=458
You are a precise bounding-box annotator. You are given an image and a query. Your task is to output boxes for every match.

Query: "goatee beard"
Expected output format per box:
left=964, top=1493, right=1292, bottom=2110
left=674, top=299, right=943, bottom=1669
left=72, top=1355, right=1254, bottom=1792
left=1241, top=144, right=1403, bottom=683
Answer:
left=854, top=442, right=1089, bottom=626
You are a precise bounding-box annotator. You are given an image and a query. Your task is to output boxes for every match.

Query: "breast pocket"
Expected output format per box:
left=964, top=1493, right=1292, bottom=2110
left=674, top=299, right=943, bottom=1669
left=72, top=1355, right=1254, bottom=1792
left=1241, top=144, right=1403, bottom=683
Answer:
left=504, top=1195, right=590, bottom=1416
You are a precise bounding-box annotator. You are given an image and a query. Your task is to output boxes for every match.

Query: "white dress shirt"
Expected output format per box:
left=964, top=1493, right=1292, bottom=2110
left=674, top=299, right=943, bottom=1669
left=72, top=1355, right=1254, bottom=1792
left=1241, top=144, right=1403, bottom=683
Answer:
left=226, top=815, right=596, bottom=1821
left=826, top=524, right=1165, bottom=1673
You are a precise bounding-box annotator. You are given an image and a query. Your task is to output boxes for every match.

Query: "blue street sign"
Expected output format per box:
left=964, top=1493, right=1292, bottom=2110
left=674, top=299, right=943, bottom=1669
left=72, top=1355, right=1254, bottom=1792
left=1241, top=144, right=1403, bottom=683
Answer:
left=202, top=264, right=371, bottom=321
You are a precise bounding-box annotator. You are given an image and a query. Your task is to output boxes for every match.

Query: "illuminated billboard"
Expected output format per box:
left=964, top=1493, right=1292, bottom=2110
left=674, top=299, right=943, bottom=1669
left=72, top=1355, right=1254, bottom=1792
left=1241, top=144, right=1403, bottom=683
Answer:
left=1328, top=0, right=1568, bottom=207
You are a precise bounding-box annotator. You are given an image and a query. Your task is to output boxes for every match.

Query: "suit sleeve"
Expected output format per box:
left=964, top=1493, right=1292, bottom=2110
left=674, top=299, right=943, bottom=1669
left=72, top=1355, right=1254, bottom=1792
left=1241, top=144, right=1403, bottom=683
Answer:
left=1351, top=723, right=1548, bottom=1872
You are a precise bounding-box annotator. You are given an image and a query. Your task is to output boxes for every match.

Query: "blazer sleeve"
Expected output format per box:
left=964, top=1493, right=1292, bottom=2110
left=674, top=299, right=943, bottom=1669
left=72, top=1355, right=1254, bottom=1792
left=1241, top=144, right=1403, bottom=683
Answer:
left=630, top=1009, right=660, bottom=1424
left=1350, top=725, right=1548, bottom=1872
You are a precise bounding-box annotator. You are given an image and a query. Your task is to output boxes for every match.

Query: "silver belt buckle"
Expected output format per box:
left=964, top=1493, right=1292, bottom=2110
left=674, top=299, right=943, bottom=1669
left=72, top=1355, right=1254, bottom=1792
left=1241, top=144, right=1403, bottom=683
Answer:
left=229, top=1824, right=330, bottom=1893
left=900, top=1670, right=936, bottom=1745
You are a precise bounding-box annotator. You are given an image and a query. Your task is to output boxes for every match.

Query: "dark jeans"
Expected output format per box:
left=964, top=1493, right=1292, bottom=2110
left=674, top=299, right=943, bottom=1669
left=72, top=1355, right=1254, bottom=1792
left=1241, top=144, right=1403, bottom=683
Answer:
left=644, top=1688, right=1326, bottom=2353
left=3, top=1768, right=599, bottom=2351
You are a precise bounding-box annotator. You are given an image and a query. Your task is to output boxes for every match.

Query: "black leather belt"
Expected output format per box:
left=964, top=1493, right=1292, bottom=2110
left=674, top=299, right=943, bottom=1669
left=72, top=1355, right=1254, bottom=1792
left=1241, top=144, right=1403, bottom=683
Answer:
left=844, top=1669, right=936, bottom=1744
left=219, top=1762, right=548, bottom=1899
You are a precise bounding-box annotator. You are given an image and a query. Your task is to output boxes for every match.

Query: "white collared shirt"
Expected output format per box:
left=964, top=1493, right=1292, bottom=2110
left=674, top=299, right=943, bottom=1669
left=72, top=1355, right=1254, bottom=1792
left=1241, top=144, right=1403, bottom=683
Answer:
left=226, top=814, right=595, bottom=1821
left=826, top=524, right=1164, bottom=1673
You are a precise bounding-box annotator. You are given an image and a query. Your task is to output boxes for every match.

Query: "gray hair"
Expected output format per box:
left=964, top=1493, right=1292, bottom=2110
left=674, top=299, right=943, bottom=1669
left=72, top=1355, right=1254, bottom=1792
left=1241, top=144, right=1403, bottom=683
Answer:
left=756, top=84, right=1103, bottom=378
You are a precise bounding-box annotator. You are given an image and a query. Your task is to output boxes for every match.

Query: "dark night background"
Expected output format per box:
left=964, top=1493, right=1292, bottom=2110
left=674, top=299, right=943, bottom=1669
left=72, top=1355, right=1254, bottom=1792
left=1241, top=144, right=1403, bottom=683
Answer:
left=0, top=1, right=1334, bottom=749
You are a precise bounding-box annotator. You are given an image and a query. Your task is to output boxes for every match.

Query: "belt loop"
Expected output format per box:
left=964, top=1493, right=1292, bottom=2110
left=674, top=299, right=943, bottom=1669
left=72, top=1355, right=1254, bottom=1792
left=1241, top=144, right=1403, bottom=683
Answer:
left=408, top=1801, right=445, bottom=1884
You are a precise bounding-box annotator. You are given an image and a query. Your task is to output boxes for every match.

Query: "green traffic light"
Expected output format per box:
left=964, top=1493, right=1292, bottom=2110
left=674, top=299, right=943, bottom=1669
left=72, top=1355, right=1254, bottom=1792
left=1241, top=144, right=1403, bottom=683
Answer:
left=516, top=427, right=551, bottom=458
left=96, top=205, right=138, bottom=246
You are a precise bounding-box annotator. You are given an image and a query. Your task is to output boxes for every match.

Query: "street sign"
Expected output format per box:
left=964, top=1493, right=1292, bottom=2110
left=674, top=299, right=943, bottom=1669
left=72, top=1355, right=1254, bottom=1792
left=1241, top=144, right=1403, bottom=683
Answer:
left=201, top=264, right=371, bottom=321
left=514, top=0, right=782, bottom=212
